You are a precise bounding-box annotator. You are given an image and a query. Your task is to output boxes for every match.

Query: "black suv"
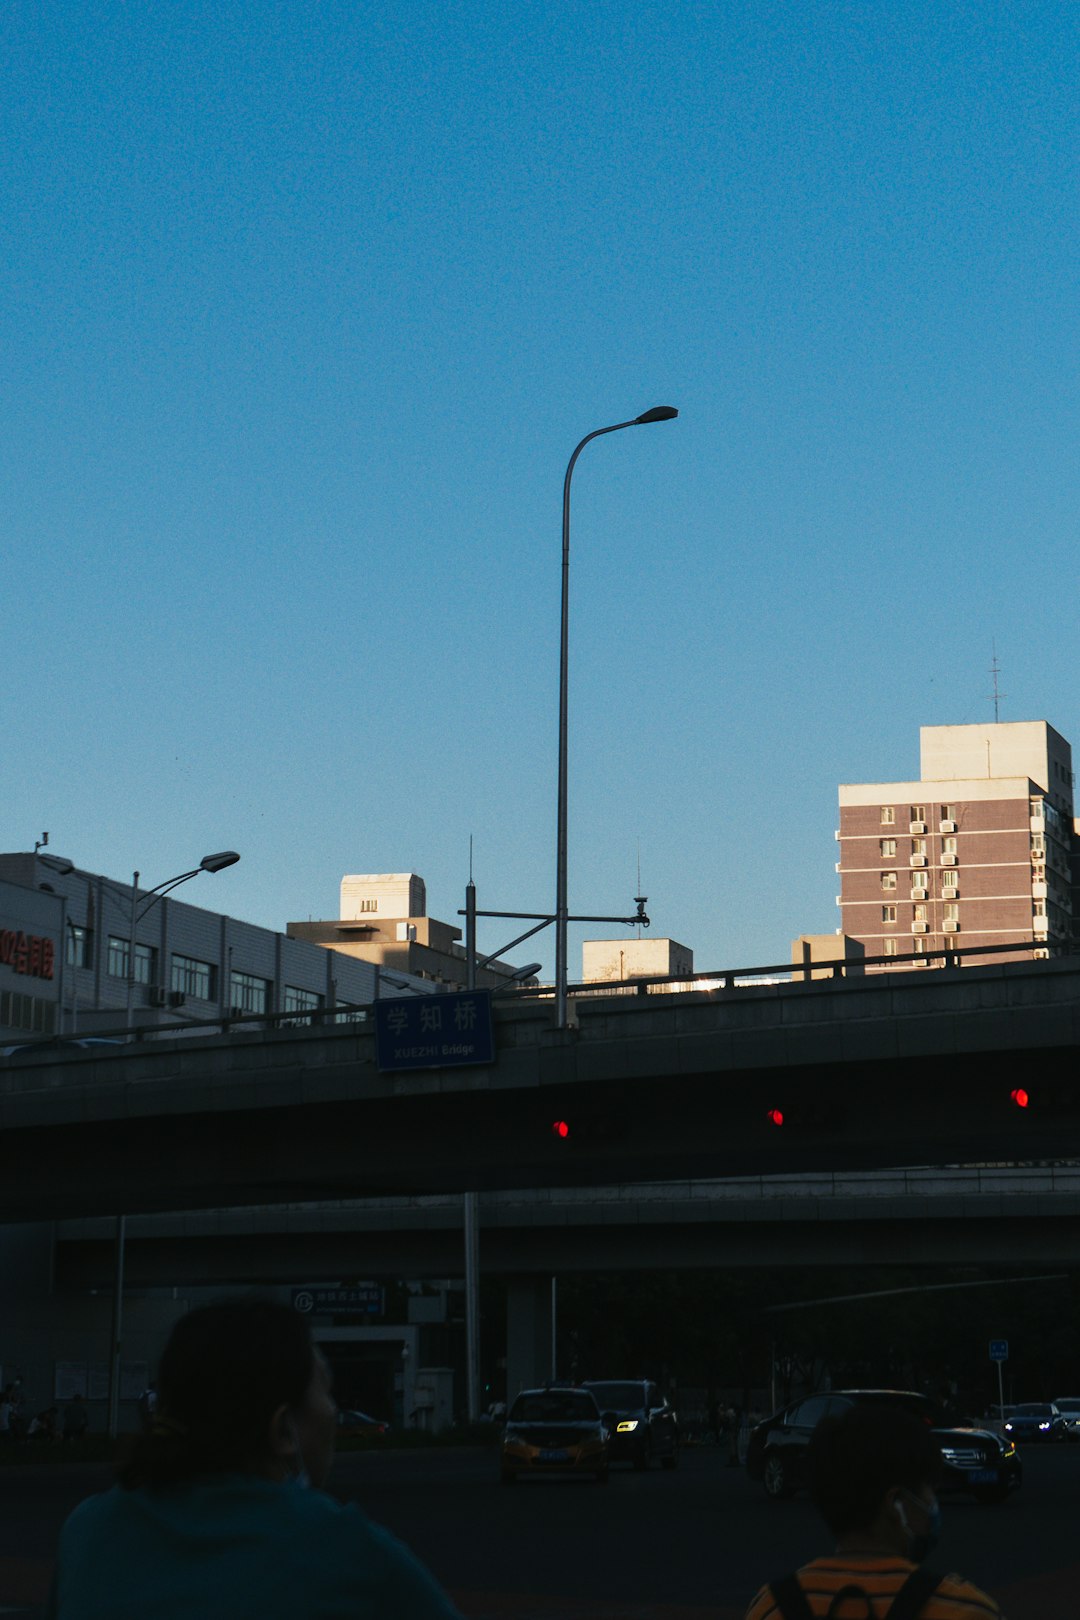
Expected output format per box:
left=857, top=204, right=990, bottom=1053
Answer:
left=746, top=1389, right=1021, bottom=1505
left=581, top=1380, right=679, bottom=1470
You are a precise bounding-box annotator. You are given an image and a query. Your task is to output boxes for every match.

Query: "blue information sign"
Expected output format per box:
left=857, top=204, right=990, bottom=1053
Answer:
left=292, top=1286, right=384, bottom=1317
left=375, top=990, right=495, bottom=1072
left=989, top=1339, right=1009, bottom=1362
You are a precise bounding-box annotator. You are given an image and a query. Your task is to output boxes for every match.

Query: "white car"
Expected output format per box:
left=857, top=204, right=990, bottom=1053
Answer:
left=1051, top=1397, right=1080, bottom=1440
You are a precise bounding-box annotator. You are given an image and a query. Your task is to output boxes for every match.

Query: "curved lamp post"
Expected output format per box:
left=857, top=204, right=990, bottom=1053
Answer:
left=110, top=849, right=239, bottom=1440
left=124, top=851, right=241, bottom=1025
left=555, top=406, right=678, bottom=1028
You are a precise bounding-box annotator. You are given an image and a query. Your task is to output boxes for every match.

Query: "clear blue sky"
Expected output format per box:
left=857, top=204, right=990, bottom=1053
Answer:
left=4, top=1, right=1078, bottom=978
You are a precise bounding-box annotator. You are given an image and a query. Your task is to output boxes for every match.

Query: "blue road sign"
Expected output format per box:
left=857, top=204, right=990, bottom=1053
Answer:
left=989, top=1339, right=1009, bottom=1362
left=375, top=989, right=495, bottom=1072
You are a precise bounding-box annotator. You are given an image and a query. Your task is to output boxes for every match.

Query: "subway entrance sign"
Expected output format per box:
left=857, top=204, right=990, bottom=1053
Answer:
left=375, top=990, right=495, bottom=1072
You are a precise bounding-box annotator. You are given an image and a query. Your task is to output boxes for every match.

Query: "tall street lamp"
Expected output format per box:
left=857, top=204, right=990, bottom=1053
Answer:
left=124, top=851, right=241, bottom=1026
left=555, top=406, right=678, bottom=1028
left=109, top=849, right=239, bottom=1441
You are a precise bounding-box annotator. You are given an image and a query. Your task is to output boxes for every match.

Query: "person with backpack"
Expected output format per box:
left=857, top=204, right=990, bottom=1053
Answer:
left=743, top=1401, right=1005, bottom=1620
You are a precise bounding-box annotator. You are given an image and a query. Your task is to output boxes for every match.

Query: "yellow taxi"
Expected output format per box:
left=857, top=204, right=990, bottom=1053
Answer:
left=500, top=1386, right=609, bottom=1484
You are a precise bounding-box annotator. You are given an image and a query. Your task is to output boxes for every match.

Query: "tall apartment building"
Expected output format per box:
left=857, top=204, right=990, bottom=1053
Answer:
left=836, top=721, right=1079, bottom=968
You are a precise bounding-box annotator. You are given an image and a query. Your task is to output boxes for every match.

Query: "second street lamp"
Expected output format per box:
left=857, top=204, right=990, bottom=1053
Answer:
left=555, top=405, right=678, bottom=1029
left=110, top=848, right=240, bottom=1442
left=124, top=851, right=241, bottom=1026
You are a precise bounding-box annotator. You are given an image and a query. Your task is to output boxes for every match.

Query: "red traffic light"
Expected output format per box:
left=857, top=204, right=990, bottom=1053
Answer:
left=552, top=1120, right=570, bottom=1139
left=766, top=1107, right=784, bottom=1127
left=1011, top=1088, right=1029, bottom=1109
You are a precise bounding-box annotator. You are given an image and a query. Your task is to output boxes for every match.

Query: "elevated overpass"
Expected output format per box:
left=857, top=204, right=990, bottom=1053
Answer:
left=53, top=1165, right=1080, bottom=1288
left=3, top=953, right=1080, bottom=1221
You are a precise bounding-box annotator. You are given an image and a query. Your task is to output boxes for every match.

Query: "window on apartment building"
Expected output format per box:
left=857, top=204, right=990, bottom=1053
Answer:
left=912, top=838, right=927, bottom=856
left=881, top=906, right=897, bottom=924
left=358, top=899, right=378, bottom=913
left=880, top=839, right=896, bottom=857
left=944, top=903, right=959, bottom=922
left=914, top=904, right=928, bottom=923
left=881, top=806, right=895, bottom=824
left=107, top=937, right=158, bottom=984
left=883, top=938, right=898, bottom=957
left=172, top=954, right=217, bottom=1001
left=941, top=804, right=956, bottom=822
left=913, top=938, right=928, bottom=956
left=881, top=872, right=897, bottom=891
left=910, top=805, right=926, bottom=822
left=230, top=971, right=272, bottom=1016
left=284, top=985, right=322, bottom=1014
left=65, top=925, right=92, bottom=968
left=1034, top=901, right=1047, bottom=917
left=1032, top=834, right=1045, bottom=854
left=942, top=836, right=957, bottom=854
left=0, top=989, right=57, bottom=1035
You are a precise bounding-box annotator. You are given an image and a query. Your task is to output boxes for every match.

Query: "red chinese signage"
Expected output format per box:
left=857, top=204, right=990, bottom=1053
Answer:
left=0, top=931, right=55, bottom=980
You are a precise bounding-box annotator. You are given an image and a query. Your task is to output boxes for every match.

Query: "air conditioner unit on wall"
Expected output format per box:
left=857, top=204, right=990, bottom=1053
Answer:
left=148, top=986, right=167, bottom=1008
left=941, top=853, right=957, bottom=866
left=910, top=821, right=927, bottom=833
left=943, top=919, right=959, bottom=933
left=942, top=886, right=958, bottom=900
left=911, top=886, right=927, bottom=900
left=912, top=921, right=929, bottom=934
left=939, top=820, right=957, bottom=833
left=168, top=990, right=186, bottom=1008
left=910, top=854, right=927, bottom=867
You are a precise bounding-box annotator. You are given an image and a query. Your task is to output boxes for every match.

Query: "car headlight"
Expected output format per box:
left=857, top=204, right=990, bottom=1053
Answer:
left=1039, top=1422, right=1050, bottom=1430
left=1003, top=1443, right=1016, bottom=1457
left=1004, top=1423, right=1014, bottom=1432
left=617, top=1420, right=639, bottom=1432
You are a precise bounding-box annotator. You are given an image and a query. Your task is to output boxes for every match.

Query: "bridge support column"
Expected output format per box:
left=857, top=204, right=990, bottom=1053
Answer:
left=506, top=1275, right=553, bottom=1399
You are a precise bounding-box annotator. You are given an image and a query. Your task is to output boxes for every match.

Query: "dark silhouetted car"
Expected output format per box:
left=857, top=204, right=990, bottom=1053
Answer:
left=746, top=1389, right=1021, bottom=1505
left=581, top=1379, right=679, bottom=1470
left=1002, top=1403, right=1065, bottom=1443
left=336, top=1408, right=390, bottom=1437
left=500, top=1387, right=609, bottom=1484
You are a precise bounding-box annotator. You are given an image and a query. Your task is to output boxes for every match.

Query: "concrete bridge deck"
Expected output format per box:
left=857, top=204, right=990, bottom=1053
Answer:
left=3, top=954, right=1080, bottom=1219
left=53, top=1164, right=1080, bottom=1286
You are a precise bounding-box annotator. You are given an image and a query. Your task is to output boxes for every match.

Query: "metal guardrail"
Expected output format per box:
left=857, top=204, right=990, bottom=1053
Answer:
left=4, top=938, right=1075, bottom=1056
left=525, top=937, right=1077, bottom=1001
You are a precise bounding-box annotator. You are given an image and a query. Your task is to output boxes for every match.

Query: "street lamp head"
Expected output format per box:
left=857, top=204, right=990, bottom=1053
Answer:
left=505, top=962, right=543, bottom=984
left=199, top=851, right=241, bottom=874
left=634, top=406, right=678, bottom=424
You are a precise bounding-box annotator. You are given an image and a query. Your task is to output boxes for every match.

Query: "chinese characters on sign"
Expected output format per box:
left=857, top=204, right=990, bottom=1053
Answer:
left=0, top=931, right=55, bottom=979
left=291, top=1286, right=385, bottom=1317
left=375, top=990, right=495, bottom=1071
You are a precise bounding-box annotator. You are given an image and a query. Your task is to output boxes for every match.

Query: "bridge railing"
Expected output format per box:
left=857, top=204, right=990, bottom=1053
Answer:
left=541, top=936, right=1074, bottom=1003
left=4, top=938, right=1074, bottom=1057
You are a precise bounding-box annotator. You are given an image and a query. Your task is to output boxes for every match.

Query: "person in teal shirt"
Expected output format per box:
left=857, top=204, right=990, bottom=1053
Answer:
left=47, top=1299, right=462, bottom=1620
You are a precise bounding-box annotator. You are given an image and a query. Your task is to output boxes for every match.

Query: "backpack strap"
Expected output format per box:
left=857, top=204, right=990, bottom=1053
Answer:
left=768, top=1567, right=943, bottom=1620
left=768, top=1573, right=816, bottom=1620
left=885, top=1568, right=944, bottom=1620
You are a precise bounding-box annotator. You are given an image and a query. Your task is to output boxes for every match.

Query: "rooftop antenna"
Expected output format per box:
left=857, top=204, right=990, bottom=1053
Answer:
left=988, top=643, right=1006, bottom=724
left=34, top=832, right=49, bottom=855
left=469, top=834, right=474, bottom=884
